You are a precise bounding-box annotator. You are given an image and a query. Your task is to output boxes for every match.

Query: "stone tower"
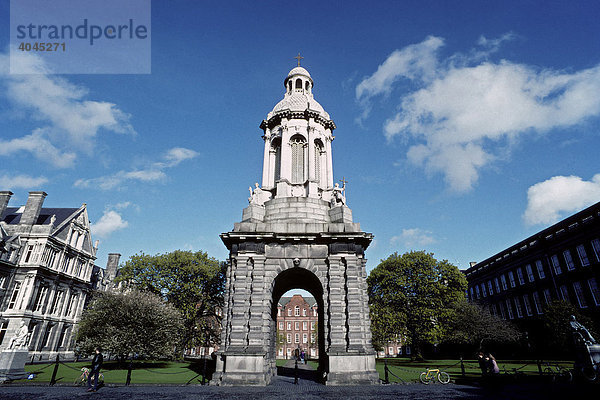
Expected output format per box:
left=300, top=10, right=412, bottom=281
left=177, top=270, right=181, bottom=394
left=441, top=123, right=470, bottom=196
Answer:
left=212, top=64, right=379, bottom=386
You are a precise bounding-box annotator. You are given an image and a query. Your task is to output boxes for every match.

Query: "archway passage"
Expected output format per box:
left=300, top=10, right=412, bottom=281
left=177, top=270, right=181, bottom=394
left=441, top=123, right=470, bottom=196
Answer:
left=271, top=268, right=326, bottom=384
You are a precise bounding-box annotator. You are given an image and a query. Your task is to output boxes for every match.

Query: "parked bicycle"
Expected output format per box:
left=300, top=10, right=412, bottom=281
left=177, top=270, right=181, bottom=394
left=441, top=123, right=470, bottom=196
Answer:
left=543, top=363, right=572, bottom=383
left=580, top=360, right=600, bottom=382
left=74, top=367, right=104, bottom=386
left=419, top=368, right=450, bottom=384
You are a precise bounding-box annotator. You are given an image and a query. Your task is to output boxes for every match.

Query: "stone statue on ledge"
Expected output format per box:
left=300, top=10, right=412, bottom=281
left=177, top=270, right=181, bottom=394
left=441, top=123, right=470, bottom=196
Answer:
left=8, top=322, right=29, bottom=350
left=570, top=315, right=596, bottom=346
left=248, top=183, right=271, bottom=206
left=330, top=182, right=346, bottom=207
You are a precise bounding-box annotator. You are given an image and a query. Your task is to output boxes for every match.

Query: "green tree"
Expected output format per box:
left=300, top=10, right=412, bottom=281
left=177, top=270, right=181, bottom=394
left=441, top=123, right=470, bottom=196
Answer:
left=76, top=290, right=183, bottom=361
left=541, top=300, right=597, bottom=350
left=116, top=250, right=226, bottom=349
left=444, top=299, right=521, bottom=350
left=367, top=251, right=467, bottom=359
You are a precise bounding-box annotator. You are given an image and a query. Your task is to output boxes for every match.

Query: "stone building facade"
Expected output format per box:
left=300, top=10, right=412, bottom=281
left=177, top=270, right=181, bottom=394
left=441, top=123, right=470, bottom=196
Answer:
left=276, top=294, right=319, bottom=359
left=212, top=64, right=378, bottom=386
left=465, top=201, right=600, bottom=342
left=0, top=191, right=96, bottom=360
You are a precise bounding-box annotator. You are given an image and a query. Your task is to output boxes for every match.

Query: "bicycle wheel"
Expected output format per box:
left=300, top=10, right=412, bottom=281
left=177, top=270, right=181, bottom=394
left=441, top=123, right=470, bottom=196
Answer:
left=73, top=376, right=85, bottom=386
left=581, top=366, right=597, bottom=382
left=438, top=371, right=450, bottom=384
left=420, top=372, right=431, bottom=384
left=560, top=369, right=572, bottom=383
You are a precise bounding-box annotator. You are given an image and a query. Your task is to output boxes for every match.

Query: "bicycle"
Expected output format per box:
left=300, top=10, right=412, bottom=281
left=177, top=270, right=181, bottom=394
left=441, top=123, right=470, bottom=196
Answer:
left=580, top=360, right=600, bottom=382
left=419, top=368, right=450, bottom=384
left=543, top=363, right=572, bottom=383
left=74, top=367, right=104, bottom=386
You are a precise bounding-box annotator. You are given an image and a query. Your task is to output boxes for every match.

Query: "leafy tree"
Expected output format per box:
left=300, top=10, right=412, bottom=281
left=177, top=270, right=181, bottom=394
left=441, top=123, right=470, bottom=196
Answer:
left=444, top=299, right=521, bottom=350
left=541, top=300, right=597, bottom=350
left=367, top=251, right=467, bottom=359
left=76, top=290, right=183, bottom=361
left=116, top=250, right=226, bottom=349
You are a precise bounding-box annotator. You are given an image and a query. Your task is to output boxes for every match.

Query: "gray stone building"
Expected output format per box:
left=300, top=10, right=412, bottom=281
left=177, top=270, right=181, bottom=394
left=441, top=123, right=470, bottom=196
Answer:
left=0, top=191, right=96, bottom=360
left=212, top=63, right=379, bottom=385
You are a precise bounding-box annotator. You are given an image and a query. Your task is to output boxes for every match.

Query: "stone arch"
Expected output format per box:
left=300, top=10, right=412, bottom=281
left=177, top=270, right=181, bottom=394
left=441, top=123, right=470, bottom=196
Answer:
left=270, top=265, right=327, bottom=376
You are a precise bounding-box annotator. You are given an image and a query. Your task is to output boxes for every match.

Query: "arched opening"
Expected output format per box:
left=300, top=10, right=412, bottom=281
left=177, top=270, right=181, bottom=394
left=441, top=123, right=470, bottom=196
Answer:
left=305, top=81, right=310, bottom=91
left=270, top=267, right=326, bottom=384
left=271, top=137, right=281, bottom=182
left=288, top=81, right=292, bottom=93
left=290, top=135, right=306, bottom=184
left=314, top=139, right=324, bottom=186
left=295, top=78, right=302, bottom=89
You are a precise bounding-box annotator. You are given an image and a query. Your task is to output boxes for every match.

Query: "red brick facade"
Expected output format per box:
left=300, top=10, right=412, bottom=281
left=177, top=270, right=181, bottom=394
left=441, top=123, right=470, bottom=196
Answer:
left=276, top=294, right=318, bottom=359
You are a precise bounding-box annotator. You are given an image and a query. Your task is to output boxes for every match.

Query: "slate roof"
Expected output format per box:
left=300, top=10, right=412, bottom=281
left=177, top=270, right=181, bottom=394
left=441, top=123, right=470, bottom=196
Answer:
left=278, top=295, right=317, bottom=307
left=1, top=207, right=79, bottom=226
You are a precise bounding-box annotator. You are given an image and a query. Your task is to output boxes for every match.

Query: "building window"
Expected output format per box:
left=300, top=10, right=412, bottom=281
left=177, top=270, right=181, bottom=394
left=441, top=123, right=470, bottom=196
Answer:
left=277, top=309, right=281, bottom=316
left=525, top=264, right=535, bottom=282
left=543, top=288, right=552, bottom=304
left=310, top=332, right=316, bottom=343
left=310, top=322, right=315, bottom=330
left=279, top=348, right=284, bottom=356
left=500, top=275, right=508, bottom=290
left=8, top=282, right=21, bottom=309
left=498, top=302, right=506, bottom=319
left=294, top=306, right=300, bottom=316
left=514, top=297, right=523, bottom=318
left=287, top=334, right=291, bottom=343
left=523, top=294, right=533, bottom=316
left=481, top=283, right=487, bottom=297
left=0, top=321, right=9, bottom=345
left=577, top=245, right=590, bottom=266
left=288, top=308, right=292, bottom=316
left=487, top=280, right=494, bottom=296
left=506, top=299, right=514, bottom=319
left=588, top=278, right=600, bottom=306
left=314, top=140, right=323, bottom=185
left=490, top=303, right=497, bottom=316
left=287, top=322, right=291, bottom=330
left=313, top=309, right=317, bottom=316
left=508, top=271, right=516, bottom=288
left=532, top=292, right=543, bottom=314
left=559, top=285, right=569, bottom=302
left=303, top=321, right=307, bottom=331
left=475, top=285, right=480, bottom=298
left=573, top=281, right=587, bottom=308
left=295, top=322, right=299, bottom=330
left=303, top=333, right=308, bottom=343
left=592, top=239, right=600, bottom=262
left=516, top=268, right=525, bottom=285
left=550, top=255, right=562, bottom=275
left=24, top=245, right=34, bottom=263
left=295, top=333, right=299, bottom=343
left=494, top=278, right=500, bottom=293
left=302, top=308, right=306, bottom=316
left=34, top=286, right=48, bottom=312
left=469, top=287, right=474, bottom=299
left=287, top=348, right=291, bottom=357
left=279, top=322, right=284, bottom=330
left=535, top=260, right=546, bottom=279
left=405, top=346, right=411, bottom=355
left=563, top=250, right=575, bottom=271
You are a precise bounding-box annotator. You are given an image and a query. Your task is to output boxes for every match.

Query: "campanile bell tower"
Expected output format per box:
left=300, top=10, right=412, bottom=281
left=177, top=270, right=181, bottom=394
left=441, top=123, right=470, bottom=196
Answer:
left=212, top=60, right=379, bottom=386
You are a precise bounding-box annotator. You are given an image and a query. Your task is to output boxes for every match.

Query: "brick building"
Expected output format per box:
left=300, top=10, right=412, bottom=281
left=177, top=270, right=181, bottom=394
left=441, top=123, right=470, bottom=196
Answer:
left=465, top=201, right=600, bottom=344
left=276, top=294, right=318, bottom=359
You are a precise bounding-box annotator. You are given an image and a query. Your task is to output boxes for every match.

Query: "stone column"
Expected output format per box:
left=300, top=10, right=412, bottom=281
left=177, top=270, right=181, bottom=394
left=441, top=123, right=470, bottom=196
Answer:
left=345, top=256, right=367, bottom=352
left=261, top=129, right=271, bottom=188
left=325, top=135, right=334, bottom=188
left=326, top=256, right=347, bottom=353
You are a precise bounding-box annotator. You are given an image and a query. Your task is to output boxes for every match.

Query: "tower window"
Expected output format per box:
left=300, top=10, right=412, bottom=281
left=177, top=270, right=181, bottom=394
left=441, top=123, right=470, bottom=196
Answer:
left=288, top=81, right=292, bottom=92
left=291, top=135, right=306, bottom=183
left=295, top=78, right=302, bottom=89
left=305, top=81, right=309, bottom=90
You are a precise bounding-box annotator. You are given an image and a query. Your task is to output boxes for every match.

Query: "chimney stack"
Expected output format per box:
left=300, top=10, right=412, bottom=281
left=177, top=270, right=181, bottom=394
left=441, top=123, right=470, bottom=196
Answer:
left=106, top=253, right=121, bottom=280
left=20, top=191, right=47, bottom=226
left=0, top=191, right=13, bottom=219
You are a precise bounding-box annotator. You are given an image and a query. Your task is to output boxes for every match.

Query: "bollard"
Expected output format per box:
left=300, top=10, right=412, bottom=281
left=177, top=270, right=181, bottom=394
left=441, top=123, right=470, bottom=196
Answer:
left=126, top=360, right=133, bottom=386
left=202, top=355, right=207, bottom=385
left=537, top=360, right=543, bottom=375
left=49, top=354, right=60, bottom=386
left=384, top=360, right=389, bottom=384
left=460, top=356, right=465, bottom=378
left=294, top=359, right=298, bottom=385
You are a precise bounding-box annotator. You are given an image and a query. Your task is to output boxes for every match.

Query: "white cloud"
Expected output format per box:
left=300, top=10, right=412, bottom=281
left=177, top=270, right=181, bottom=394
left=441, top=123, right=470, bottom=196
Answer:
left=523, top=174, right=600, bottom=226
left=74, top=147, right=197, bottom=190
left=0, top=51, right=134, bottom=167
left=357, top=36, right=600, bottom=192
left=0, top=173, right=48, bottom=189
left=90, top=210, right=128, bottom=239
left=391, top=228, right=436, bottom=249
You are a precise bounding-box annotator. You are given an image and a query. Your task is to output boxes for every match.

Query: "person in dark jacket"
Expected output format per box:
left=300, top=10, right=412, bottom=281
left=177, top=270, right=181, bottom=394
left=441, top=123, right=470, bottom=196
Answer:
left=87, top=347, right=103, bottom=392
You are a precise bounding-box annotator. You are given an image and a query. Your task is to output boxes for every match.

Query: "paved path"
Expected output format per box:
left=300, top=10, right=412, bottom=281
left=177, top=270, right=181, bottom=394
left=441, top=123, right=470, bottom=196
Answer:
left=0, top=381, right=592, bottom=400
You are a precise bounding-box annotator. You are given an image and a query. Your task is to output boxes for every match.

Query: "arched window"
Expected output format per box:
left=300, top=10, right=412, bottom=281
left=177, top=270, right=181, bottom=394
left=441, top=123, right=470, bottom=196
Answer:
left=271, top=137, right=281, bottom=182
left=294, top=306, right=300, bottom=316
left=295, top=78, right=302, bottom=89
left=314, top=139, right=323, bottom=185
left=290, top=135, right=306, bottom=183
left=305, top=81, right=309, bottom=91
left=288, top=81, right=292, bottom=92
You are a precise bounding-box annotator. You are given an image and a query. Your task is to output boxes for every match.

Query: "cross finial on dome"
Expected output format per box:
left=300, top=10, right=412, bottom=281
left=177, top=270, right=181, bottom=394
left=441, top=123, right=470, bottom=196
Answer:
left=294, top=53, right=304, bottom=67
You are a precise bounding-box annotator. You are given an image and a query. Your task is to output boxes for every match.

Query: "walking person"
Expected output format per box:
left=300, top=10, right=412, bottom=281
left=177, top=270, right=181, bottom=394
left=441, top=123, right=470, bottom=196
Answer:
left=300, top=350, right=305, bottom=364
left=477, top=352, right=487, bottom=376
left=87, top=347, right=103, bottom=392
left=486, top=354, right=500, bottom=375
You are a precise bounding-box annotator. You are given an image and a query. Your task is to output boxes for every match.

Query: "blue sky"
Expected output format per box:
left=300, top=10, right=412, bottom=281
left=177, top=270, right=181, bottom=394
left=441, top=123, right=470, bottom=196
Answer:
left=2, top=0, right=600, bottom=281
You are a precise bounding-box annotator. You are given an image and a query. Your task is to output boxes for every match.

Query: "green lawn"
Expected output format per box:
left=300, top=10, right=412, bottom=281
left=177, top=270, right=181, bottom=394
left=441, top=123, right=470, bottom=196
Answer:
left=19, top=360, right=205, bottom=385
left=375, top=358, right=573, bottom=383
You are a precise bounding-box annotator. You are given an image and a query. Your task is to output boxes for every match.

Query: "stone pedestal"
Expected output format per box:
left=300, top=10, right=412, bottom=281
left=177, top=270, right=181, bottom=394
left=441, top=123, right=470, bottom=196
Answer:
left=0, top=349, right=29, bottom=381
